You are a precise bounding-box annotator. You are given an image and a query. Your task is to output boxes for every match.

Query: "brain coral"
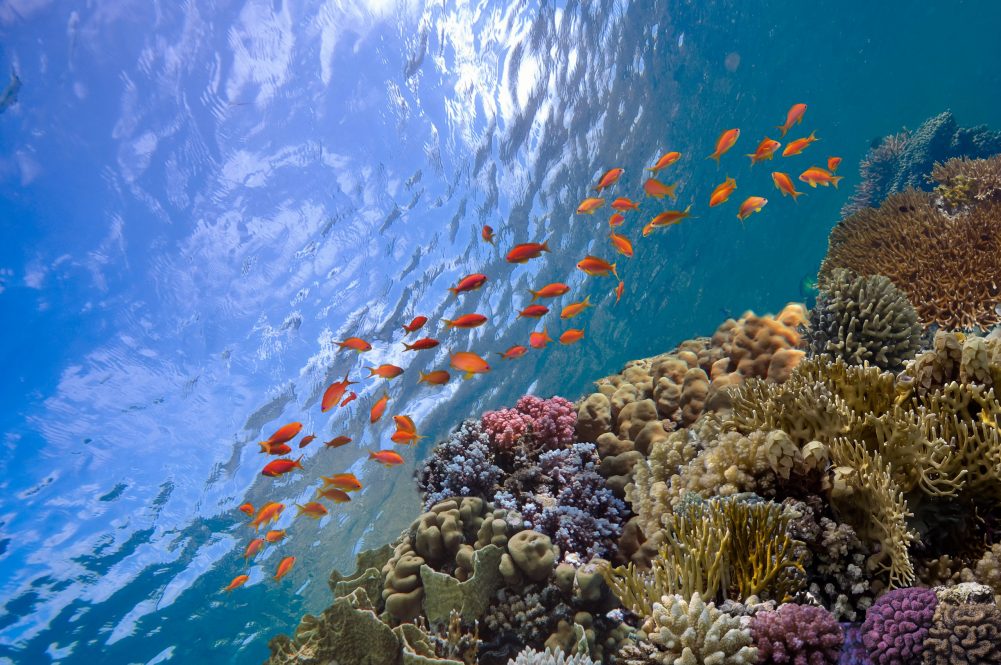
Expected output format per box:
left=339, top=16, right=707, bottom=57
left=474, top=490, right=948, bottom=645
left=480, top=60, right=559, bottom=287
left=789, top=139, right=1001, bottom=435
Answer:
left=860, top=587, right=937, bottom=664
left=808, top=268, right=923, bottom=372
left=819, top=155, right=1001, bottom=330
left=922, top=599, right=1001, bottom=664
left=748, top=603, right=844, bottom=665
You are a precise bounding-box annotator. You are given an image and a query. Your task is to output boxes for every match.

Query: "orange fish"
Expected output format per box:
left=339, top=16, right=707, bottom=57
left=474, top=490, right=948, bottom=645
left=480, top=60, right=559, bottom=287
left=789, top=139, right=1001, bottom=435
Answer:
left=223, top=574, right=249, bottom=593
left=322, top=473, right=362, bottom=492
left=799, top=166, right=842, bottom=188
left=529, top=283, right=570, bottom=301
left=369, top=450, right=405, bottom=467
left=391, top=415, right=426, bottom=446
left=316, top=487, right=352, bottom=503
left=576, top=198, right=605, bottom=215
left=274, top=556, right=296, bottom=581
left=264, top=529, right=286, bottom=543
left=402, top=316, right=428, bottom=333
left=340, top=392, right=357, bottom=407
left=561, top=296, right=594, bottom=319
left=336, top=337, right=372, bottom=352
left=529, top=328, right=552, bottom=349
left=559, top=328, right=585, bottom=345
left=648, top=151, right=682, bottom=172
left=746, top=138, right=781, bottom=165
left=417, top=370, right=450, bottom=385
left=827, top=156, right=842, bottom=173
left=244, top=538, right=265, bottom=560
left=709, top=177, right=737, bottom=207
left=448, top=273, right=488, bottom=295
left=771, top=171, right=804, bottom=200
left=577, top=255, right=617, bottom=278
left=782, top=131, right=818, bottom=157
left=250, top=502, right=284, bottom=531
left=321, top=373, right=357, bottom=412
left=498, top=345, right=529, bottom=360
left=518, top=304, right=549, bottom=319
left=324, top=435, right=352, bottom=448
left=261, top=422, right=302, bottom=448
left=298, top=434, right=317, bottom=449
left=481, top=225, right=495, bottom=244
left=643, top=178, right=677, bottom=200
left=642, top=206, right=693, bottom=236
left=776, top=103, right=807, bottom=137
left=611, top=197, right=639, bottom=211
left=260, top=442, right=292, bottom=456
left=608, top=232, right=634, bottom=258
left=614, top=280, right=624, bottom=304
left=506, top=242, right=550, bottom=263
left=366, top=364, right=404, bottom=379
left=403, top=337, right=440, bottom=351
left=443, top=313, right=488, bottom=329
left=593, top=168, right=624, bottom=191
left=239, top=502, right=255, bottom=516
left=708, top=128, right=740, bottom=165
left=262, top=456, right=304, bottom=478
left=450, top=351, right=490, bottom=378
left=370, top=393, right=389, bottom=423
left=296, top=502, right=328, bottom=519
left=737, top=196, right=768, bottom=221
left=608, top=212, right=625, bottom=227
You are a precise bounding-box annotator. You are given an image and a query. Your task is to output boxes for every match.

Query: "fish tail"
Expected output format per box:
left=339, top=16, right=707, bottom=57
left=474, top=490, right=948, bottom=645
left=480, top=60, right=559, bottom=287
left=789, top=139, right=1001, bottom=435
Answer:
left=417, top=371, right=427, bottom=383
left=746, top=153, right=757, bottom=165
left=367, top=451, right=377, bottom=460
left=402, top=341, right=414, bottom=351
left=666, top=183, right=677, bottom=200
left=529, top=289, right=539, bottom=302
left=258, top=442, right=269, bottom=453
left=541, top=240, right=550, bottom=253
left=791, top=190, right=804, bottom=201
left=707, top=153, right=720, bottom=166
left=442, top=319, right=454, bottom=328
left=611, top=263, right=618, bottom=279
left=446, top=287, right=457, bottom=297
left=809, top=130, right=818, bottom=140
left=294, top=455, right=304, bottom=469
left=776, top=125, right=788, bottom=137
left=832, top=176, right=843, bottom=189
left=365, top=367, right=376, bottom=377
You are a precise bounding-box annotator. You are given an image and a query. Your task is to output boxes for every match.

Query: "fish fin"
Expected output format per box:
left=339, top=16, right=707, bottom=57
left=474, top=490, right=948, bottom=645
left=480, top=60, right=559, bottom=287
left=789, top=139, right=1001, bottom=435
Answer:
left=463, top=371, right=474, bottom=380
left=367, top=451, right=377, bottom=459
left=442, top=319, right=453, bottom=328
left=809, top=181, right=818, bottom=188
left=791, top=190, right=803, bottom=201
left=541, top=240, right=550, bottom=253
left=776, top=125, right=787, bottom=137
left=583, top=295, right=592, bottom=307
left=809, top=130, right=818, bottom=140
left=666, top=184, right=677, bottom=199
left=611, top=263, right=618, bottom=279
left=402, top=341, right=414, bottom=351
left=707, top=153, right=720, bottom=166
left=746, top=153, right=757, bottom=164
left=832, top=176, right=843, bottom=189
left=294, top=455, right=304, bottom=469
left=365, top=367, right=376, bottom=377
left=529, top=290, right=539, bottom=302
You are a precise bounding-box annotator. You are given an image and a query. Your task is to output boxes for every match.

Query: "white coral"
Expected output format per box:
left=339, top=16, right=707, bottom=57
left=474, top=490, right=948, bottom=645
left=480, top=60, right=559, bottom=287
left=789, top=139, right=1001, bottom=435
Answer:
left=641, top=593, right=757, bottom=665
left=507, top=647, right=595, bottom=665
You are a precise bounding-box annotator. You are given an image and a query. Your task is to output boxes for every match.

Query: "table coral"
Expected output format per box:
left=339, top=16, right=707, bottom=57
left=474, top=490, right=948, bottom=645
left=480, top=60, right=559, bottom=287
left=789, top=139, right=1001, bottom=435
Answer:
left=820, top=155, right=1001, bottom=330
left=860, top=587, right=937, bottom=664
left=808, top=268, right=923, bottom=373
left=748, top=603, right=844, bottom=665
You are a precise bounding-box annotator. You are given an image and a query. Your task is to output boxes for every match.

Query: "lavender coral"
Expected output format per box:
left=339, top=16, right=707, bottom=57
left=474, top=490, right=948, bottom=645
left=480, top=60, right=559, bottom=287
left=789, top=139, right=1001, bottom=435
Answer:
left=416, top=420, right=503, bottom=509
left=860, top=587, right=937, bottom=664
left=748, top=603, right=843, bottom=665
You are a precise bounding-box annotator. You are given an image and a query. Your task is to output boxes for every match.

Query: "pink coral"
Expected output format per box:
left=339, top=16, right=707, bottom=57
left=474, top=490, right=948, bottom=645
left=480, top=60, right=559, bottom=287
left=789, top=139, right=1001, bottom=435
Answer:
left=480, top=395, right=577, bottom=451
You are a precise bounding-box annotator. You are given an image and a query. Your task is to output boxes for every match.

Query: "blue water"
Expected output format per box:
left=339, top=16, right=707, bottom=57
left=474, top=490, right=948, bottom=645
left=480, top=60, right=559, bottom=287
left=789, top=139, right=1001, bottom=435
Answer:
left=1, top=1, right=1000, bottom=663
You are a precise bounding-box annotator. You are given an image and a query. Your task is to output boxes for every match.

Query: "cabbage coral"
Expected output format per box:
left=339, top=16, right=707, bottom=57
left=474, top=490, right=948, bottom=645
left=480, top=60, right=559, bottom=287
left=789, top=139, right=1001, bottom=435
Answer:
left=819, top=155, right=1001, bottom=330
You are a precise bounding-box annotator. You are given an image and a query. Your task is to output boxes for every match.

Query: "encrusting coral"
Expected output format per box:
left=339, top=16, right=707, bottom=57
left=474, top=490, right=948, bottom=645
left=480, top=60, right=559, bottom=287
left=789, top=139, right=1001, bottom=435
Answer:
left=820, top=155, right=1001, bottom=330
left=807, top=268, right=923, bottom=372
left=748, top=603, right=844, bottom=665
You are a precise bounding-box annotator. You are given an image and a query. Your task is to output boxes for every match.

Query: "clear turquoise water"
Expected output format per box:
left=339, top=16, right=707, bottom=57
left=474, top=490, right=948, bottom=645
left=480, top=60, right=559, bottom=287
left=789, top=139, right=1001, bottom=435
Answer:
left=1, top=1, right=1000, bottom=663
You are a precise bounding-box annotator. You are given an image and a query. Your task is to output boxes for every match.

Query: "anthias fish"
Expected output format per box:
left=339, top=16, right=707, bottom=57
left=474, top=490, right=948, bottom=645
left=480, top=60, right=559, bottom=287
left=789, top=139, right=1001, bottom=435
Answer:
left=559, top=329, right=585, bottom=345
left=608, top=232, right=634, bottom=258
left=448, top=273, right=487, bottom=295
left=799, top=166, right=843, bottom=188
left=648, top=151, right=681, bottom=172
left=366, top=364, right=404, bottom=379
left=746, top=138, right=781, bottom=165
left=593, top=168, right=624, bottom=191
left=260, top=442, right=292, bottom=456
left=529, top=283, right=570, bottom=301
left=239, top=503, right=254, bottom=516
left=782, top=131, right=818, bottom=157
left=506, top=242, right=550, bottom=263
left=316, top=487, right=351, bottom=503
left=244, top=538, right=265, bottom=560
left=250, top=502, right=284, bottom=530
left=261, top=422, right=302, bottom=448
left=498, top=345, right=529, bottom=360
left=403, top=337, right=439, bottom=351
left=417, top=370, right=450, bottom=385
left=391, top=415, right=425, bottom=446
left=369, top=450, right=405, bottom=466
left=577, top=256, right=617, bottom=278
left=321, top=373, right=357, bottom=412
left=481, top=225, right=495, bottom=244
left=642, top=178, right=676, bottom=199
left=298, top=434, right=316, bottom=448
left=561, top=296, right=594, bottom=319
left=737, top=196, right=768, bottom=221
left=709, top=177, right=737, bottom=207
left=443, top=313, right=488, bottom=329
left=576, top=198, right=605, bottom=215
left=274, top=556, right=296, bottom=581
left=517, top=304, right=549, bottom=318
left=402, top=316, right=428, bottom=333
left=223, top=575, right=249, bottom=592
left=608, top=212, right=625, bottom=227
left=296, top=502, right=328, bottom=518
left=827, top=156, right=842, bottom=173
left=336, top=337, right=372, bottom=352
left=450, top=351, right=490, bottom=378
left=771, top=171, right=804, bottom=200
left=611, top=197, right=639, bottom=211
left=614, top=280, right=625, bottom=304
left=322, top=473, right=362, bottom=491
left=339, top=392, right=357, bottom=407
left=370, top=393, right=389, bottom=423
left=264, top=529, right=286, bottom=543
left=776, top=103, right=807, bottom=137
left=708, top=128, right=740, bottom=164
left=324, top=435, right=352, bottom=448
left=529, top=328, right=552, bottom=349
left=262, top=456, right=304, bottom=477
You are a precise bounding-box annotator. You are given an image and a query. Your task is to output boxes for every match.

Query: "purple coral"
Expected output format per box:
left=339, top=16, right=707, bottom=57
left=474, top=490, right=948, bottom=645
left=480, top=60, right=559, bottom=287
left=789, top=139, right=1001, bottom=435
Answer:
left=838, top=623, right=867, bottom=665
left=497, top=443, right=626, bottom=560
left=415, top=419, right=503, bottom=509
left=860, top=587, right=937, bottom=665
left=749, top=603, right=843, bottom=665
left=481, top=395, right=576, bottom=452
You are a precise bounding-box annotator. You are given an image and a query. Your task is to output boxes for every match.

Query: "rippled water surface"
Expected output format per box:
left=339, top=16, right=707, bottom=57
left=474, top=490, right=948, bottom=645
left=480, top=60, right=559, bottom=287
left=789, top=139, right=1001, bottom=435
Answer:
left=2, top=1, right=1001, bottom=663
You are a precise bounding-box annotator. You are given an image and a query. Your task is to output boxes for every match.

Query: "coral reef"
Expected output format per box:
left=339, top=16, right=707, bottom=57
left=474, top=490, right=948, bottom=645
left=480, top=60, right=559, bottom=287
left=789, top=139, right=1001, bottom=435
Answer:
left=482, top=396, right=577, bottom=454
left=922, top=584, right=1001, bottom=664
left=860, top=587, right=937, bottom=664
left=748, top=603, right=844, bottom=665
left=842, top=111, right=1001, bottom=216
left=807, top=268, right=923, bottom=372
left=416, top=420, right=503, bottom=509
left=507, top=647, right=595, bottom=665
left=820, top=155, right=1001, bottom=330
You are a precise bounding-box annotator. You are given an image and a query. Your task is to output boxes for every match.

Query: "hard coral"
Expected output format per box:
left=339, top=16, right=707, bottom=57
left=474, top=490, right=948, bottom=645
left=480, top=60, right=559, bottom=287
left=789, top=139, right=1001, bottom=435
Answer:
left=483, top=396, right=576, bottom=453
left=860, top=587, right=937, bottom=664
left=748, top=603, right=843, bottom=665
left=507, top=647, right=595, bottom=665
left=923, top=599, right=1001, bottom=664
left=807, top=268, right=922, bottom=373
left=639, top=593, right=758, bottom=664
left=417, top=420, right=503, bottom=509
left=820, top=155, right=1001, bottom=330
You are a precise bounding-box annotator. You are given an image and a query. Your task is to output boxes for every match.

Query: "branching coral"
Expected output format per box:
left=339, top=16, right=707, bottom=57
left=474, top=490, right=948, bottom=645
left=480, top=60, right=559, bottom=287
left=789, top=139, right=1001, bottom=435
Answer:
left=635, top=593, right=758, bottom=665
left=506, top=647, right=595, bottom=665
left=483, top=396, right=576, bottom=454
left=820, top=155, right=1001, bottom=330
left=417, top=420, right=503, bottom=509
left=860, top=587, right=937, bottom=665
left=748, top=603, right=844, bottom=665
left=807, top=268, right=923, bottom=372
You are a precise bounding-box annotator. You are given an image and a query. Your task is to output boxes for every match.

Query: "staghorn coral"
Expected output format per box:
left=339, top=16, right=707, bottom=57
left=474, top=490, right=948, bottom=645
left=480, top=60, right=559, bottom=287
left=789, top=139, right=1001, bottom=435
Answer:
left=807, top=268, right=923, bottom=372
left=842, top=111, right=1001, bottom=216
left=860, top=587, right=938, bottom=665
left=819, top=156, right=1001, bottom=330
left=417, top=420, right=503, bottom=509
left=507, top=647, right=595, bottom=665
left=637, top=593, right=758, bottom=665
left=748, top=603, right=844, bottom=665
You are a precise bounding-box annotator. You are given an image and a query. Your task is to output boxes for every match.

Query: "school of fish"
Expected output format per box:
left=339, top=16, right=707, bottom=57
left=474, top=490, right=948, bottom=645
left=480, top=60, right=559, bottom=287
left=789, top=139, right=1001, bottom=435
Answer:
left=222, top=102, right=841, bottom=593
